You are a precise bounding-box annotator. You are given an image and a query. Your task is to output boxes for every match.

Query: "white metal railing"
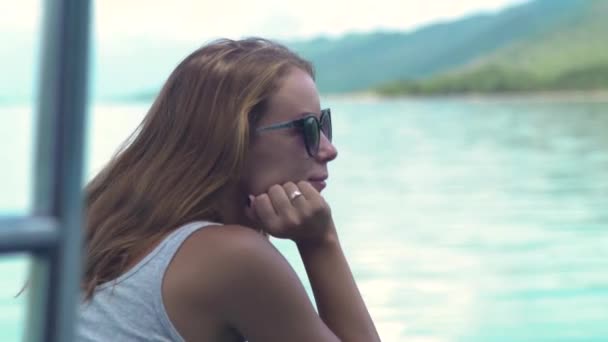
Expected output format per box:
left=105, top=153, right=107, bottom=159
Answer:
left=0, top=0, right=91, bottom=341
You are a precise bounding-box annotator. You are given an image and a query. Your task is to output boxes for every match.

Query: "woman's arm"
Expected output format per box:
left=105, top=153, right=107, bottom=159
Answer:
left=298, top=226, right=381, bottom=342
left=164, top=224, right=342, bottom=342
left=248, top=181, right=381, bottom=342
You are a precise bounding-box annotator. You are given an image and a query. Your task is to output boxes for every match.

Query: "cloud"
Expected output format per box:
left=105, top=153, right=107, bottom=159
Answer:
left=94, top=0, right=531, bottom=42
left=0, top=0, right=530, bottom=41
left=0, top=1, right=41, bottom=32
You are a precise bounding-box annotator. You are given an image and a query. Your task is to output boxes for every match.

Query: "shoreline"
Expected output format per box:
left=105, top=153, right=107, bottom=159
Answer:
left=4, top=90, right=608, bottom=107
left=325, top=89, right=608, bottom=103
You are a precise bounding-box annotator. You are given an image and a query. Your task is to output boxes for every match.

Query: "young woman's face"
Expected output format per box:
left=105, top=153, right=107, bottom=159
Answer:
left=243, top=67, right=338, bottom=196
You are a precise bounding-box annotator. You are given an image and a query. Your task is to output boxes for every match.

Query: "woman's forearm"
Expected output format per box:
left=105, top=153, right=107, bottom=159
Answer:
left=297, top=227, right=381, bottom=342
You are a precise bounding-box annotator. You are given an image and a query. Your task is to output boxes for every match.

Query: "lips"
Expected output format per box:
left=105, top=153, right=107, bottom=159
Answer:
left=308, top=176, right=328, bottom=192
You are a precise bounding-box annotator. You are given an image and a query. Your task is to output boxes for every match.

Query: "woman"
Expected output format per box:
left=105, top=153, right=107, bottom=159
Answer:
left=78, top=37, right=380, bottom=342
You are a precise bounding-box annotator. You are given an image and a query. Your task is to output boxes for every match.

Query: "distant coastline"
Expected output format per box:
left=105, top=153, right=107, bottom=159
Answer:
left=3, top=89, right=608, bottom=106
left=327, top=89, right=608, bottom=103
left=3, top=0, right=607, bottom=107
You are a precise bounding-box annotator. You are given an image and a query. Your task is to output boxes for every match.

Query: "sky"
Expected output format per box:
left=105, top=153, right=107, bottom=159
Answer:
left=2, top=0, right=531, bottom=42
left=0, top=0, right=533, bottom=101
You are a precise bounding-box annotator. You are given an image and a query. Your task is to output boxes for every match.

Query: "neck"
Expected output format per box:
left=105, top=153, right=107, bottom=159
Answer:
left=216, top=184, right=261, bottom=232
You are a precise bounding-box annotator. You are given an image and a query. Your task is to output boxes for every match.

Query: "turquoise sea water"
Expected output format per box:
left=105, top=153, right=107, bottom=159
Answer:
left=1, top=98, right=607, bottom=341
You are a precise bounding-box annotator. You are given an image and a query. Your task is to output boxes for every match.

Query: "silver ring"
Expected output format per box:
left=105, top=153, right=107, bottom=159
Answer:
left=289, top=190, right=303, bottom=201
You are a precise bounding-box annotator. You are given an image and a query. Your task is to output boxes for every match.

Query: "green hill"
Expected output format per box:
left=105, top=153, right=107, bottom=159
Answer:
left=289, top=0, right=585, bottom=93
left=375, top=0, right=608, bottom=95
left=1, top=0, right=599, bottom=102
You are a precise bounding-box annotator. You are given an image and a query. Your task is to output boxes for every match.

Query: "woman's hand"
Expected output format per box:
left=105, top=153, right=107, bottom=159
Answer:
left=244, top=181, right=380, bottom=342
left=245, top=181, right=337, bottom=245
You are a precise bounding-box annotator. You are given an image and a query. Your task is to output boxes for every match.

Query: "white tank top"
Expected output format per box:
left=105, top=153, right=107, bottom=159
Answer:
left=77, top=221, right=218, bottom=341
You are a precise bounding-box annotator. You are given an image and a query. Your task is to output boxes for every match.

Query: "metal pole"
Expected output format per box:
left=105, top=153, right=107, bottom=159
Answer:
left=26, top=0, right=91, bottom=341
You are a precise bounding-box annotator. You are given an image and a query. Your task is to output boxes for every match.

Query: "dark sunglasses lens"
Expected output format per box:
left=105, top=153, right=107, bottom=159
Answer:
left=304, top=117, right=320, bottom=156
left=321, top=111, right=332, bottom=141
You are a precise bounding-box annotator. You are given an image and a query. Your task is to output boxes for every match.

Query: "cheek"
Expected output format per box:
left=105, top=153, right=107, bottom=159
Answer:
left=244, top=139, right=309, bottom=194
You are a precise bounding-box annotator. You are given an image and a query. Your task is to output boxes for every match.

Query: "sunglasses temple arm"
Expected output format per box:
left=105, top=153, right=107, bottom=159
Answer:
left=257, top=121, right=299, bottom=132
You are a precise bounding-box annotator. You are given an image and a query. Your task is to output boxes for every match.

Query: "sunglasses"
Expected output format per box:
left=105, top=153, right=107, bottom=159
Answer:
left=256, top=108, right=332, bottom=157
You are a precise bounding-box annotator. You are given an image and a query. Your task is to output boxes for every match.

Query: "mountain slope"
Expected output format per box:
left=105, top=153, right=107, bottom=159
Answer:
left=0, top=0, right=593, bottom=102
left=375, top=0, right=607, bottom=95
left=289, top=0, right=584, bottom=93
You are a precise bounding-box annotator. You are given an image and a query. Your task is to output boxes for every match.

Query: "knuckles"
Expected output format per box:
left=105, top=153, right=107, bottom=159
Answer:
left=283, top=211, right=301, bottom=227
left=296, top=180, right=310, bottom=189
left=268, top=184, right=284, bottom=195
left=254, top=180, right=331, bottom=239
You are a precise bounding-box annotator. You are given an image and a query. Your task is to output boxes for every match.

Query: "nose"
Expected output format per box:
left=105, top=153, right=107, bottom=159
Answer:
left=316, top=133, right=338, bottom=162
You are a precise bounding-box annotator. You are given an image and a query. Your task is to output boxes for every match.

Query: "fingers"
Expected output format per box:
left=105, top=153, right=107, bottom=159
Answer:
left=272, top=183, right=308, bottom=227
left=283, top=182, right=309, bottom=209
left=297, top=181, right=328, bottom=211
left=248, top=180, right=330, bottom=237
left=249, top=182, right=308, bottom=228
left=244, top=194, right=258, bottom=222
left=251, top=193, right=278, bottom=228
left=297, top=181, right=321, bottom=204
left=250, top=183, right=297, bottom=233
left=268, top=184, right=294, bottom=217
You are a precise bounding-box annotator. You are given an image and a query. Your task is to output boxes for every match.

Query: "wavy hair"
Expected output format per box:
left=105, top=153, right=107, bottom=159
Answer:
left=82, top=38, right=314, bottom=299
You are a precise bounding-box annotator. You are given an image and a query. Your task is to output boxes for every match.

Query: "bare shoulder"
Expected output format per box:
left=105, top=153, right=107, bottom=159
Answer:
left=164, top=224, right=339, bottom=342
left=182, top=224, right=280, bottom=266
left=167, top=224, right=280, bottom=289
left=173, top=224, right=296, bottom=299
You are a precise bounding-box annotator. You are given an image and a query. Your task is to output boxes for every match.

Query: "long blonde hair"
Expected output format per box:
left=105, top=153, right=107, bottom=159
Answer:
left=82, top=38, right=314, bottom=299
